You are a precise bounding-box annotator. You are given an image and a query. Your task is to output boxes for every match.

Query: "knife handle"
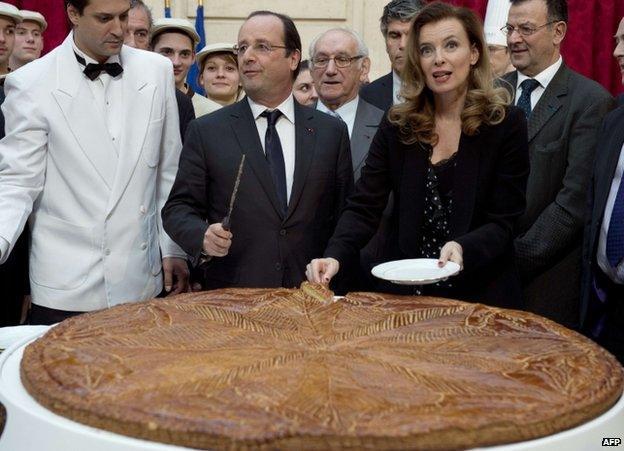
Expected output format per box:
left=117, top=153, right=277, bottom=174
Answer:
left=221, top=216, right=231, bottom=231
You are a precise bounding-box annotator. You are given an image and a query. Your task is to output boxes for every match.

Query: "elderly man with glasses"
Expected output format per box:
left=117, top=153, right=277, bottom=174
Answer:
left=309, top=28, right=383, bottom=181
left=501, top=0, right=613, bottom=329
left=309, top=28, right=385, bottom=289
left=162, top=11, right=353, bottom=291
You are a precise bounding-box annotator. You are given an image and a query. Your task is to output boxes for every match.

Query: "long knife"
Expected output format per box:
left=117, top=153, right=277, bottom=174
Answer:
left=221, top=154, right=246, bottom=231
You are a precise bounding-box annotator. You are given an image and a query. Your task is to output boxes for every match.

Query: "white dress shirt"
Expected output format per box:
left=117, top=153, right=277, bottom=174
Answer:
left=597, top=142, right=624, bottom=284
left=72, top=40, right=124, bottom=155
left=247, top=95, right=296, bottom=202
left=392, top=70, right=402, bottom=105
left=316, top=95, right=358, bottom=138
left=515, top=56, right=562, bottom=110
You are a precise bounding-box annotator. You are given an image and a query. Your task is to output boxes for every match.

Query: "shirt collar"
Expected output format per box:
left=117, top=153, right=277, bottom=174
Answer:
left=392, top=70, right=402, bottom=103
left=517, top=56, right=562, bottom=90
left=317, top=95, right=359, bottom=121
left=248, top=94, right=296, bottom=124
left=72, top=38, right=121, bottom=68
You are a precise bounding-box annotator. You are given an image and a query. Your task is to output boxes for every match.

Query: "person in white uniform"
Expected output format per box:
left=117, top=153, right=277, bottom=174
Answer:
left=0, top=0, right=189, bottom=324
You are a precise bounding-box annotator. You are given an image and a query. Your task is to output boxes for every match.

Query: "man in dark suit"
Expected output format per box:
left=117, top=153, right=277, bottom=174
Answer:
left=162, top=11, right=353, bottom=290
left=125, top=0, right=195, bottom=143
left=502, top=0, right=613, bottom=328
left=359, top=0, right=423, bottom=111
left=581, top=17, right=624, bottom=363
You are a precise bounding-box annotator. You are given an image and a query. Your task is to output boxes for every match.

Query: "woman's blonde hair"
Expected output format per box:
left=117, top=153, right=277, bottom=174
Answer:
left=389, top=1, right=511, bottom=146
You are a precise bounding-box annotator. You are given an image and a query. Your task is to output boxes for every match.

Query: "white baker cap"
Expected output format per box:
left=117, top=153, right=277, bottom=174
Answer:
left=484, top=0, right=511, bottom=47
left=19, top=10, right=47, bottom=32
left=0, top=2, right=22, bottom=24
left=152, top=18, right=200, bottom=46
left=196, top=43, right=236, bottom=67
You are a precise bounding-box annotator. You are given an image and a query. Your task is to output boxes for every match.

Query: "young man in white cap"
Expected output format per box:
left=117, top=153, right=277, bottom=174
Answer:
left=0, top=2, right=20, bottom=77
left=0, top=0, right=189, bottom=325
left=124, top=1, right=195, bottom=143
left=9, top=10, right=46, bottom=71
left=484, top=0, right=514, bottom=77
left=151, top=18, right=218, bottom=118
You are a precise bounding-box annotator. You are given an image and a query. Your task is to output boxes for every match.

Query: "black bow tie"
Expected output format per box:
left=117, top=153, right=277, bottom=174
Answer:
left=74, top=52, right=123, bottom=81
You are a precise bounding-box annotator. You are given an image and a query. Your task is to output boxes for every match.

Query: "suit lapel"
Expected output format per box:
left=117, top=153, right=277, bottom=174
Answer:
left=450, top=134, right=479, bottom=237
left=52, top=35, right=116, bottom=189
left=230, top=99, right=285, bottom=219
left=286, top=102, right=316, bottom=221
left=528, top=65, right=566, bottom=142
left=107, top=46, right=155, bottom=215
left=594, top=111, right=624, bottom=224
left=351, top=99, right=380, bottom=178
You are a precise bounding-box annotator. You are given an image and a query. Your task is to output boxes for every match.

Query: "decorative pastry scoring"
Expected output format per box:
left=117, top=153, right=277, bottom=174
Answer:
left=21, top=284, right=624, bottom=450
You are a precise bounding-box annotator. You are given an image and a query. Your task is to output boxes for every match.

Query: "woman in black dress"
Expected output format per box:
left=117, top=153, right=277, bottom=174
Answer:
left=307, top=2, right=529, bottom=308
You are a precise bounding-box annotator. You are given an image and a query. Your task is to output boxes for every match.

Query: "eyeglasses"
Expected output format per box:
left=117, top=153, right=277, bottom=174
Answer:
left=233, top=42, right=288, bottom=56
left=311, top=55, right=364, bottom=69
left=500, top=21, right=558, bottom=37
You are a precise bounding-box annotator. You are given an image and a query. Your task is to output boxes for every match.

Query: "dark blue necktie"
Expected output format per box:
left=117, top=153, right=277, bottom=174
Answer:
left=606, top=175, right=624, bottom=267
left=517, top=78, right=540, bottom=119
left=260, top=109, right=288, bottom=215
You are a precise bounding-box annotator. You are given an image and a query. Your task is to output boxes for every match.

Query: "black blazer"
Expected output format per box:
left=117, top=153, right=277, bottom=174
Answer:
left=162, top=98, right=353, bottom=289
left=324, top=107, right=529, bottom=308
left=175, top=88, right=195, bottom=143
left=359, top=72, right=393, bottom=112
left=581, top=105, right=624, bottom=327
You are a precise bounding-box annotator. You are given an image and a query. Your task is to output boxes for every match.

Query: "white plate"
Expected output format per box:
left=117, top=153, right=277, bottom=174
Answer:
left=0, top=325, right=50, bottom=351
left=371, top=258, right=461, bottom=285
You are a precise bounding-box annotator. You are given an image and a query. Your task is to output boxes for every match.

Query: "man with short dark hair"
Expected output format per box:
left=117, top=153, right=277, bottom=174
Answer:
left=163, top=11, right=353, bottom=290
left=0, top=0, right=189, bottom=325
left=502, top=0, right=613, bottom=328
left=581, top=16, right=624, bottom=364
left=359, top=0, right=423, bottom=111
left=124, top=1, right=194, bottom=143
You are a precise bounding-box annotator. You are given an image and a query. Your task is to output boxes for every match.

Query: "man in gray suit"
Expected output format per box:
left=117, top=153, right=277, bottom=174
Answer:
left=309, top=28, right=383, bottom=180
left=309, top=28, right=385, bottom=288
left=502, top=0, right=613, bottom=328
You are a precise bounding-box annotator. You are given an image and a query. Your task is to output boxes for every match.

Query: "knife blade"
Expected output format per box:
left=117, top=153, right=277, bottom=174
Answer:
left=221, top=154, right=246, bottom=231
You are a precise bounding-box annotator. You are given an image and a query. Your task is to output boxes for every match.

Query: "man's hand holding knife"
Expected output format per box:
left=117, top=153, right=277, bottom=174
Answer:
left=202, top=155, right=245, bottom=259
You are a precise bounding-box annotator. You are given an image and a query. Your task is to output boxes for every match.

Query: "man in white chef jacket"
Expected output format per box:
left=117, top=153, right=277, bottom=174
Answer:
left=0, top=0, right=189, bottom=324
